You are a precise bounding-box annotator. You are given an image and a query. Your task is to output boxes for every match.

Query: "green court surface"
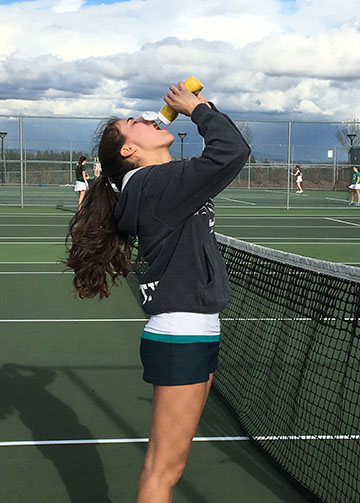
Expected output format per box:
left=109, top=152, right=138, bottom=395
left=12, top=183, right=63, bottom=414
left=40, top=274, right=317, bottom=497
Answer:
left=214, top=207, right=360, bottom=266
left=0, top=184, right=355, bottom=210
left=0, top=204, right=357, bottom=502
left=216, top=187, right=353, bottom=209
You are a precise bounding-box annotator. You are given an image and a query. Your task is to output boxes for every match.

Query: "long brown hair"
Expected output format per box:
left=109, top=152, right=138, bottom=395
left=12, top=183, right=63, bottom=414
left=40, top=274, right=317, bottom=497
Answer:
left=77, top=155, right=87, bottom=175
left=65, top=118, right=136, bottom=299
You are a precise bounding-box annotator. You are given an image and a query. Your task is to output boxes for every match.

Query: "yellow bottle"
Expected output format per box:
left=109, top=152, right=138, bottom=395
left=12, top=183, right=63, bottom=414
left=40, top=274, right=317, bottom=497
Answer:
left=158, top=76, right=204, bottom=125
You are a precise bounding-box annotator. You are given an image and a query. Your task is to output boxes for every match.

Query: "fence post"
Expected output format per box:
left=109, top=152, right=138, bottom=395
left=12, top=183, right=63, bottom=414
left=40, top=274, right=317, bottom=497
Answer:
left=69, top=140, right=73, bottom=184
left=286, top=121, right=292, bottom=210
left=24, top=139, right=27, bottom=186
left=290, top=145, right=294, bottom=191
left=332, top=146, right=337, bottom=191
left=19, top=117, right=24, bottom=208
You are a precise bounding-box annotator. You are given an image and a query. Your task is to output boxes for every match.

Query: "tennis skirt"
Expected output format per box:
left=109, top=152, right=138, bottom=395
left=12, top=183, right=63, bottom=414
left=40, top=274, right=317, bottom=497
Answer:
left=349, top=184, right=360, bottom=190
left=74, top=180, right=87, bottom=192
left=140, top=312, right=220, bottom=386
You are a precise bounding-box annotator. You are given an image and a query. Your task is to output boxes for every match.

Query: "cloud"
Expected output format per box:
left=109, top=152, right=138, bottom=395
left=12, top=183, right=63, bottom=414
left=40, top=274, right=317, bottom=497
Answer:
left=0, top=0, right=360, bottom=119
left=247, top=23, right=360, bottom=80
left=52, top=0, right=85, bottom=13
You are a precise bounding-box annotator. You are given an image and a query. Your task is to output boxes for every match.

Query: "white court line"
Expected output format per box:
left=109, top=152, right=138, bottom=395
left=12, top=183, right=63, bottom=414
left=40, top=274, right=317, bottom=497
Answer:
left=220, top=197, right=256, bottom=206
left=0, top=213, right=70, bottom=217
left=217, top=225, right=346, bottom=228
left=216, top=206, right=359, bottom=209
left=0, top=237, right=64, bottom=239
left=0, top=224, right=68, bottom=227
left=0, top=318, right=148, bottom=323
left=0, top=317, right=355, bottom=323
left=325, top=217, right=360, bottom=228
left=0, top=261, right=58, bottom=264
left=264, top=190, right=309, bottom=197
left=264, top=190, right=289, bottom=195
left=221, top=317, right=356, bottom=321
left=0, top=434, right=357, bottom=448
left=236, top=241, right=360, bottom=245
left=234, top=237, right=360, bottom=240
left=326, top=198, right=349, bottom=203
left=0, top=272, right=71, bottom=275
left=0, top=437, right=248, bottom=447
left=0, top=242, right=64, bottom=245
left=216, top=215, right=360, bottom=218
left=254, top=435, right=360, bottom=441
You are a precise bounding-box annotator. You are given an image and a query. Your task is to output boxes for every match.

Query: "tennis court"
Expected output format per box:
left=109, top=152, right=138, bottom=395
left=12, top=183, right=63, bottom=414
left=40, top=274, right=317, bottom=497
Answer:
left=0, top=183, right=356, bottom=210
left=0, top=201, right=358, bottom=502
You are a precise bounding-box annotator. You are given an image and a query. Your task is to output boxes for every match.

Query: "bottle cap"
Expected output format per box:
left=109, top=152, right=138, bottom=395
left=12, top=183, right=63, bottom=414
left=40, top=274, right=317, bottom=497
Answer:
left=185, top=76, right=203, bottom=93
left=141, top=111, right=159, bottom=121
left=157, top=111, right=172, bottom=125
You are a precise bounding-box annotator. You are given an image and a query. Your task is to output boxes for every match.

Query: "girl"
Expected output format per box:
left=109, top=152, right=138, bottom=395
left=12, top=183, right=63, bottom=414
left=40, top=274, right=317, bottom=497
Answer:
left=74, top=155, right=88, bottom=208
left=291, top=164, right=303, bottom=193
left=349, top=166, right=360, bottom=206
left=65, top=82, right=250, bottom=502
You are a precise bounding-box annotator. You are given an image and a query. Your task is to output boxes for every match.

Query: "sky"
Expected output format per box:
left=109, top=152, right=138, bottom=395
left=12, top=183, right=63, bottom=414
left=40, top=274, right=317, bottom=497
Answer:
left=0, top=0, right=360, bottom=120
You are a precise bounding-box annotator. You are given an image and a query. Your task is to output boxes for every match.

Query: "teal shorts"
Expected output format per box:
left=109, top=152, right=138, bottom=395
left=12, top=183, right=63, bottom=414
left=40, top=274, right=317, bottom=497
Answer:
left=140, top=331, right=220, bottom=386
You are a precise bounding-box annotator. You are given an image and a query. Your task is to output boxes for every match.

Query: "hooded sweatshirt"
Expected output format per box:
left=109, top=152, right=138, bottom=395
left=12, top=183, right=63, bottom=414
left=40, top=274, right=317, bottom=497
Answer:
left=114, top=103, right=251, bottom=315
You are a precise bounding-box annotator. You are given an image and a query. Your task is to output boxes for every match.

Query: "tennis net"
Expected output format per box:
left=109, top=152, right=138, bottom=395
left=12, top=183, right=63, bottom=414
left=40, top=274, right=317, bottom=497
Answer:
left=214, top=234, right=360, bottom=503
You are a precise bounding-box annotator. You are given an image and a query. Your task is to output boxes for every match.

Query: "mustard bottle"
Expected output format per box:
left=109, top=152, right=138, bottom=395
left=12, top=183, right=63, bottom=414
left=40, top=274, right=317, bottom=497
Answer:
left=158, top=76, right=204, bottom=125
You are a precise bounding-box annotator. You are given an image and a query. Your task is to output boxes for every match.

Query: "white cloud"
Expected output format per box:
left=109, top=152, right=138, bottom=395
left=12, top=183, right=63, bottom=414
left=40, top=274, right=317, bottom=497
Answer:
left=0, top=0, right=360, bottom=119
left=247, top=23, right=360, bottom=80
left=52, top=0, right=84, bottom=13
left=283, top=0, right=360, bottom=33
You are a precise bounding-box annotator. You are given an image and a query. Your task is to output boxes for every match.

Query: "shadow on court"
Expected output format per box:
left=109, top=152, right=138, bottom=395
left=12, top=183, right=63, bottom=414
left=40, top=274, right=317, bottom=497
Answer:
left=0, top=364, right=311, bottom=503
left=0, top=362, right=219, bottom=503
left=193, top=389, right=309, bottom=503
left=55, top=205, right=77, bottom=213
left=63, top=367, right=216, bottom=503
left=0, top=364, right=111, bottom=503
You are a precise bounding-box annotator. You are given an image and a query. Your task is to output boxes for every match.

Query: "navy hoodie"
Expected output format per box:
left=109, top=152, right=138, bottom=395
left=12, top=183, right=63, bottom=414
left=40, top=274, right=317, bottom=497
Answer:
left=114, top=103, right=251, bottom=315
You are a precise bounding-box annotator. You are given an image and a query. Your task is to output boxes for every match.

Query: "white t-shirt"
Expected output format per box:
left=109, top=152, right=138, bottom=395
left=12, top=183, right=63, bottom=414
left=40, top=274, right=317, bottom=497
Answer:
left=145, top=312, right=220, bottom=336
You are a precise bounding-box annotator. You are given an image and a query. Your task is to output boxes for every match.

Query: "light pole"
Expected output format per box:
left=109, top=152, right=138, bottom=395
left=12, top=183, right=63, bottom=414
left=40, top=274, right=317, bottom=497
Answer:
left=347, top=133, right=356, bottom=147
left=178, top=133, right=187, bottom=160
left=347, top=134, right=357, bottom=167
left=0, top=132, right=7, bottom=185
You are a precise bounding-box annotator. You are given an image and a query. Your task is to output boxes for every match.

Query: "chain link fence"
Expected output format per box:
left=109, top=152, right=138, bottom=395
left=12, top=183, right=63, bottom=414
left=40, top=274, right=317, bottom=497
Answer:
left=0, top=114, right=355, bottom=208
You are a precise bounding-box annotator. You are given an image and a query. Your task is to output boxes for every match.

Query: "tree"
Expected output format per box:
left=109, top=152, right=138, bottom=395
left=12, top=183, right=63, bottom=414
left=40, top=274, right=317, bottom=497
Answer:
left=236, top=121, right=253, bottom=145
left=336, top=116, right=360, bottom=149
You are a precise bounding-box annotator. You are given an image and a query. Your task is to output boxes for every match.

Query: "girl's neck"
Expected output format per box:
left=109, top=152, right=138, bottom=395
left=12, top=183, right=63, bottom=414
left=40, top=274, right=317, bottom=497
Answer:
left=138, top=149, right=172, bottom=167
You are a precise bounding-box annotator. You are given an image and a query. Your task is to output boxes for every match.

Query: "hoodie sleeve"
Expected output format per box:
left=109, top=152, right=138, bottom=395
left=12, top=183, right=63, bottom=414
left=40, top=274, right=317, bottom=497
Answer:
left=142, top=103, right=251, bottom=228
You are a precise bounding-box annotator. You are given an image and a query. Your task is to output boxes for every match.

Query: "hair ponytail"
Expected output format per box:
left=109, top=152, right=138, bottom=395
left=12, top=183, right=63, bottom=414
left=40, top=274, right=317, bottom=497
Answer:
left=77, top=155, right=87, bottom=174
left=78, top=156, right=87, bottom=167
left=65, top=118, right=135, bottom=299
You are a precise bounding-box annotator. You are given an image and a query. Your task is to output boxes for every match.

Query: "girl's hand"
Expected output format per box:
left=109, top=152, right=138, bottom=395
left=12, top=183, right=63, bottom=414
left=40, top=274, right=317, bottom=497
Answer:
left=196, top=92, right=211, bottom=107
left=163, top=82, right=209, bottom=117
